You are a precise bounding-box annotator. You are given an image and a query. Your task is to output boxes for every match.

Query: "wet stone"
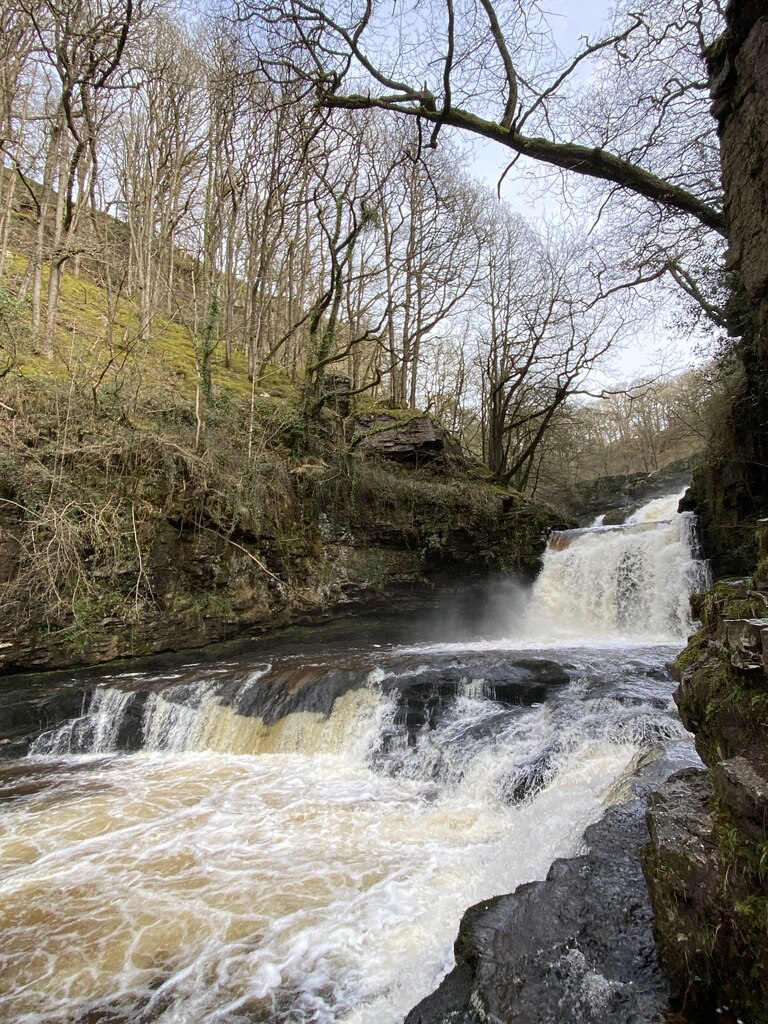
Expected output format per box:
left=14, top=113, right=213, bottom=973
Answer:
left=406, top=798, right=669, bottom=1024
left=713, top=756, right=768, bottom=840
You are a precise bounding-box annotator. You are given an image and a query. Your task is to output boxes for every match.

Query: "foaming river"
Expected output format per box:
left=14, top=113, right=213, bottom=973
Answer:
left=0, top=495, right=708, bottom=1023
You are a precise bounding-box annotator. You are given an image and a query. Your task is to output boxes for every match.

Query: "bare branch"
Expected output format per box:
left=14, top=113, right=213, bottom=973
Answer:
left=323, top=95, right=726, bottom=235
left=477, top=0, right=518, bottom=128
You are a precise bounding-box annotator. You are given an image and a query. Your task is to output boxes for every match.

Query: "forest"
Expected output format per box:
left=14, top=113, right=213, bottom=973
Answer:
left=0, top=0, right=727, bottom=495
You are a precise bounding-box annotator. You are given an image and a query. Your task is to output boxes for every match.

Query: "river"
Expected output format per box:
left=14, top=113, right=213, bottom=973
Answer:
left=0, top=494, right=709, bottom=1024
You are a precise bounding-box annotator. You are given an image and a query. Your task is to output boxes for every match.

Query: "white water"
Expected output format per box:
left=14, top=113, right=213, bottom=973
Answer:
left=0, top=493, right=705, bottom=1024
left=527, top=493, right=709, bottom=643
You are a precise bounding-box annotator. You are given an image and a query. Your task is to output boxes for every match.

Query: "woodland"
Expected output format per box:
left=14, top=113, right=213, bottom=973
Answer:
left=2, top=0, right=768, bottom=1020
left=0, top=0, right=724, bottom=488
left=0, top=0, right=733, bottom=657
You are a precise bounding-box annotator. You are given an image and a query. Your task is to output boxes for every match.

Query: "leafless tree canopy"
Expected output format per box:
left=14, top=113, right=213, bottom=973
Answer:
left=241, top=0, right=725, bottom=233
left=0, top=0, right=727, bottom=491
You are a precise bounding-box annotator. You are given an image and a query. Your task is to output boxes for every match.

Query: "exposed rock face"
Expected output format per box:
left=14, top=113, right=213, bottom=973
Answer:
left=645, top=754, right=768, bottom=1022
left=406, top=789, right=672, bottom=1024
left=714, top=755, right=768, bottom=840
left=689, top=0, right=768, bottom=575
left=0, top=461, right=555, bottom=676
left=352, top=412, right=464, bottom=468
left=711, top=4, right=768, bottom=318
left=642, top=9, right=768, bottom=1018
left=643, top=772, right=723, bottom=1017
left=558, top=458, right=696, bottom=526
left=644, top=578, right=768, bottom=1022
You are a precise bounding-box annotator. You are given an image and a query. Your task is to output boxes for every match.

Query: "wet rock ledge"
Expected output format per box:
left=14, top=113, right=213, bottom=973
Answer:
left=642, top=580, right=768, bottom=1023
left=406, top=778, right=674, bottom=1024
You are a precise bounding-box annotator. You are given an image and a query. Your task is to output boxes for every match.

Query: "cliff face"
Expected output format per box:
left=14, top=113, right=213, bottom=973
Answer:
left=643, top=579, right=768, bottom=1021
left=712, top=3, right=768, bottom=325
left=643, top=5, right=768, bottom=1019
left=690, top=1, right=768, bottom=575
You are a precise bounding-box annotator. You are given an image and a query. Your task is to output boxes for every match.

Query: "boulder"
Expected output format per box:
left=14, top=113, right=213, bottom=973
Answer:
left=713, top=755, right=768, bottom=840
left=352, top=412, right=463, bottom=468
left=643, top=770, right=721, bottom=1017
left=644, top=766, right=768, bottom=1022
left=320, top=374, right=352, bottom=417
left=718, top=616, right=768, bottom=670
left=407, top=795, right=670, bottom=1024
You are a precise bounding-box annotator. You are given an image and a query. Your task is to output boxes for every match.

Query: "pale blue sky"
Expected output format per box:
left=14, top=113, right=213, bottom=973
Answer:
left=463, top=0, right=710, bottom=383
left=470, top=0, right=613, bottom=192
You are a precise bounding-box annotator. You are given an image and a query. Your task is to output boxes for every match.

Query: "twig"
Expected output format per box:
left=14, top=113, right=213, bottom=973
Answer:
left=131, top=501, right=152, bottom=610
left=195, top=522, right=304, bottom=600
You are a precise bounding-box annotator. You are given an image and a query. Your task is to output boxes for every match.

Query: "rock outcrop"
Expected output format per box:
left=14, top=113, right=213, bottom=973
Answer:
left=643, top=577, right=768, bottom=1022
left=557, top=457, right=697, bottom=526
left=406, top=771, right=679, bottom=1024
left=351, top=412, right=464, bottom=469
left=0, top=453, right=556, bottom=676
left=688, top=0, right=768, bottom=575
left=642, top=7, right=768, bottom=1019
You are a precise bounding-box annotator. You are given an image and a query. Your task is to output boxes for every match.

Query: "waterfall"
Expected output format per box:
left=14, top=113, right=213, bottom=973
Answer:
left=527, top=493, right=709, bottom=642
left=140, top=685, right=388, bottom=758
left=0, top=491, right=704, bottom=1024
left=31, top=687, right=135, bottom=755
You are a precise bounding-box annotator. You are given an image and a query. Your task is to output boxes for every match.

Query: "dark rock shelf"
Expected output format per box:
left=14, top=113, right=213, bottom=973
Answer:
left=406, top=772, right=679, bottom=1024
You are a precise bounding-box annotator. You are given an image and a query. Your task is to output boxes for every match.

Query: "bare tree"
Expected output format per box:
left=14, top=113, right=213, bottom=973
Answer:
left=0, top=2, right=39, bottom=283
left=21, top=0, right=145, bottom=350
left=372, top=121, right=484, bottom=407
left=114, top=15, right=206, bottom=341
left=241, top=0, right=727, bottom=330
left=476, top=210, right=632, bottom=487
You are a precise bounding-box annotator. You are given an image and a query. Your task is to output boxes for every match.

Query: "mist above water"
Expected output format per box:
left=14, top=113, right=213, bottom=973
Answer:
left=411, top=492, right=708, bottom=649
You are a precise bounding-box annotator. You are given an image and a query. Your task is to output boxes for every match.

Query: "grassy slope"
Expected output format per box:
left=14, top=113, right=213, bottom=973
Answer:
left=0, top=248, right=556, bottom=674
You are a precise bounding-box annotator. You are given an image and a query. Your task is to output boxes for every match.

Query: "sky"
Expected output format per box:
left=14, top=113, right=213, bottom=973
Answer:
left=470, top=0, right=612, bottom=193
left=461, top=0, right=711, bottom=385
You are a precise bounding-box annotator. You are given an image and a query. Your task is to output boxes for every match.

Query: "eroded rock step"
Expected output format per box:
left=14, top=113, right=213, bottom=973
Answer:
left=406, top=767, right=682, bottom=1024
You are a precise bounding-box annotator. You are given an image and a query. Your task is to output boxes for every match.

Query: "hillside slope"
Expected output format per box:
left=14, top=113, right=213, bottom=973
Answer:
left=0, top=255, right=558, bottom=676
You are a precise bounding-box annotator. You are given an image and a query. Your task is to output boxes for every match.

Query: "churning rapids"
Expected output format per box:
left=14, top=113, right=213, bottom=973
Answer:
left=0, top=494, right=709, bottom=1024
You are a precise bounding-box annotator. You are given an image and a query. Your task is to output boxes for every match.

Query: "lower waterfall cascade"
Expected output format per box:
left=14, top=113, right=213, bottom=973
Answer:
left=0, top=493, right=708, bottom=1024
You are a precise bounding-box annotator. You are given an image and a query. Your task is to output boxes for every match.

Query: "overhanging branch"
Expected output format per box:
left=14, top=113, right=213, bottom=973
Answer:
left=321, top=93, right=726, bottom=237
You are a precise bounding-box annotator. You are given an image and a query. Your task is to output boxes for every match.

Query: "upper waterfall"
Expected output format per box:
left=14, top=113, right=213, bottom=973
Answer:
left=525, top=492, right=709, bottom=643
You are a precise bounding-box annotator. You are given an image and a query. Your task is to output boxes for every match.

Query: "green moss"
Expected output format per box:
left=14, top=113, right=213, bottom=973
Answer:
left=646, top=780, right=768, bottom=1023
left=674, top=632, right=708, bottom=674
left=721, top=596, right=768, bottom=619
left=0, top=237, right=560, bottom=673
left=2, top=247, right=262, bottom=405
left=258, top=362, right=296, bottom=397
left=703, top=29, right=732, bottom=67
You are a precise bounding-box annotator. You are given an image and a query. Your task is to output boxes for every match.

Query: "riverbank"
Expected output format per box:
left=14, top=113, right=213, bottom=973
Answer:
left=642, top=571, right=768, bottom=1023
left=406, top=752, right=694, bottom=1024
left=0, top=356, right=559, bottom=677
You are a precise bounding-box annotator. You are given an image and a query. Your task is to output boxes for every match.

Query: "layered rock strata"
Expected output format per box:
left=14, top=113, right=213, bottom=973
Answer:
left=644, top=580, right=768, bottom=1021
